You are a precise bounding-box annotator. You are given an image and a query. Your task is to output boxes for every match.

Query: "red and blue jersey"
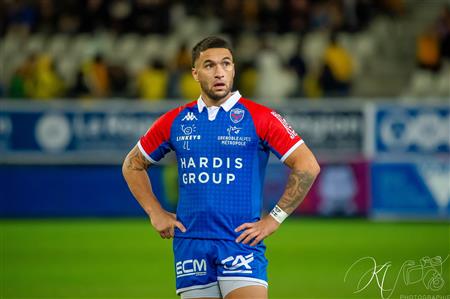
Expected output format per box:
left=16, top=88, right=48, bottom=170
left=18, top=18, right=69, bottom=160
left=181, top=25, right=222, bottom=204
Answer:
left=138, top=91, right=304, bottom=240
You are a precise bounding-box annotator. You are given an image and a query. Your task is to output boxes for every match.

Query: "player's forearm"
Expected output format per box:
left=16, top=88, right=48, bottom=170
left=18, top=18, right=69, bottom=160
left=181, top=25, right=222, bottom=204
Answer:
left=122, top=168, right=162, bottom=215
left=122, top=146, right=163, bottom=216
left=277, top=166, right=319, bottom=215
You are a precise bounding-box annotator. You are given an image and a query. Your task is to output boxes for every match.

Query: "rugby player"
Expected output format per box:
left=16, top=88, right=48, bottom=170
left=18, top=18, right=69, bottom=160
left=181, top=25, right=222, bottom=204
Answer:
left=122, top=36, right=320, bottom=299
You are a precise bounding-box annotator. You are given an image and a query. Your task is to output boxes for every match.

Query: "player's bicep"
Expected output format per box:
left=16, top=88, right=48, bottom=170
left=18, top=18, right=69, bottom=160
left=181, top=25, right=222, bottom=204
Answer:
left=283, top=143, right=320, bottom=175
left=123, top=145, right=153, bottom=171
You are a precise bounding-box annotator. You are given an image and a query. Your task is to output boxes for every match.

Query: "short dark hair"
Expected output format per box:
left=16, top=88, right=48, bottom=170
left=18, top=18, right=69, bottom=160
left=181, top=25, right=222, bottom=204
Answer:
left=191, top=36, right=233, bottom=67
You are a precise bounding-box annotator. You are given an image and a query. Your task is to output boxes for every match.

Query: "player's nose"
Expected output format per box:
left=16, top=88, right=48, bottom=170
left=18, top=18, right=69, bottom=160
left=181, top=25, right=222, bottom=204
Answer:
left=214, top=65, right=226, bottom=78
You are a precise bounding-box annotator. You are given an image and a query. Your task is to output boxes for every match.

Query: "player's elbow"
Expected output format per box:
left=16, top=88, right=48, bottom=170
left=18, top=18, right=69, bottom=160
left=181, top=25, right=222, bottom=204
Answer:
left=122, top=155, right=132, bottom=178
left=294, top=154, right=320, bottom=178
left=310, top=159, right=321, bottom=177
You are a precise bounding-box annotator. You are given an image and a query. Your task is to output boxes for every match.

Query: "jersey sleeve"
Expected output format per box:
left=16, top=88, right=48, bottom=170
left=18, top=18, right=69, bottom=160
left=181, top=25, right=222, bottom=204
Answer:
left=138, top=108, right=180, bottom=163
left=241, top=99, right=304, bottom=162
left=264, top=110, right=304, bottom=162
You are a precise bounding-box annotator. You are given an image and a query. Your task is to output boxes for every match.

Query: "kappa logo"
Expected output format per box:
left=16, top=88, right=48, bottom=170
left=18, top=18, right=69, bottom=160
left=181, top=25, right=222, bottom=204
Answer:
left=221, top=253, right=254, bottom=274
left=182, top=112, right=198, bottom=121
left=230, top=108, right=245, bottom=124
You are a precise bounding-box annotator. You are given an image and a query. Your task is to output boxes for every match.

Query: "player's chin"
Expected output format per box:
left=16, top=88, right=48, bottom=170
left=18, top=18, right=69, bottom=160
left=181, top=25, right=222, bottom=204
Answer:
left=209, top=88, right=230, bottom=99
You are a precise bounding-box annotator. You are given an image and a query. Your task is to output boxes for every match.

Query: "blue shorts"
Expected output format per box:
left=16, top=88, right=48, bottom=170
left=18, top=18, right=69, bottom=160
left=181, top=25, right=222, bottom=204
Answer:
left=173, top=237, right=268, bottom=295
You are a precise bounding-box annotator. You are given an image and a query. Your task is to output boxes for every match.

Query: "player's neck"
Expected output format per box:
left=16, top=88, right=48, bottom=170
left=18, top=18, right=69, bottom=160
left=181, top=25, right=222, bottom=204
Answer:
left=201, top=91, right=232, bottom=108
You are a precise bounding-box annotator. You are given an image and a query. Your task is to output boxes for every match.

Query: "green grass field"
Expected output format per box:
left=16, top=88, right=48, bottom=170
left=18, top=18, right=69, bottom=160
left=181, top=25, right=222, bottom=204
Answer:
left=2, top=218, right=449, bottom=299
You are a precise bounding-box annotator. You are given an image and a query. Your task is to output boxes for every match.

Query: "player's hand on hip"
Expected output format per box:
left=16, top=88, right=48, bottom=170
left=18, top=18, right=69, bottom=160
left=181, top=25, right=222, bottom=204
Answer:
left=149, top=208, right=186, bottom=239
left=234, top=215, right=280, bottom=246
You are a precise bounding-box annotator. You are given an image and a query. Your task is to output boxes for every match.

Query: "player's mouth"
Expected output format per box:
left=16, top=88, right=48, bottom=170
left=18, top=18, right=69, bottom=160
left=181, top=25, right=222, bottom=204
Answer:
left=213, top=82, right=226, bottom=90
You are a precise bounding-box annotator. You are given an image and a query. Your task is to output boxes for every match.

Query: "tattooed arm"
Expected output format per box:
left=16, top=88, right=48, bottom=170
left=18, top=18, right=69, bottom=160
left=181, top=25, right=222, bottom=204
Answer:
left=277, top=143, right=320, bottom=214
left=235, top=143, right=320, bottom=246
left=122, top=145, right=186, bottom=238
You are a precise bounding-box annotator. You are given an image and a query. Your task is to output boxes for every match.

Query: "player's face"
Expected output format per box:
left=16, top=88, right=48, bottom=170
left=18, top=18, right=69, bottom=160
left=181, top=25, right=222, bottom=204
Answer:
left=192, top=48, right=235, bottom=101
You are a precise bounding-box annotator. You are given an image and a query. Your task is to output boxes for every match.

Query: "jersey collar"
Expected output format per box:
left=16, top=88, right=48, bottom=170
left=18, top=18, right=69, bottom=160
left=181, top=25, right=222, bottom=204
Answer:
left=197, top=90, right=241, bottom=113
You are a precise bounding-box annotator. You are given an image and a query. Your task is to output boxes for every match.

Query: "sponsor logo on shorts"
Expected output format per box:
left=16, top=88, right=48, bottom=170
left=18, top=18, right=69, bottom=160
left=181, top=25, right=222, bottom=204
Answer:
left=221, top=253, right=254, bottom=274
left=176, top=258, right=207, bottom=278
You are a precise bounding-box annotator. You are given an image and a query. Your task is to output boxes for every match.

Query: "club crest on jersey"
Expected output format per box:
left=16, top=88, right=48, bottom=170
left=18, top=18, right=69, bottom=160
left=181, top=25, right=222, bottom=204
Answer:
left=230, top=108, right=245, bottom=124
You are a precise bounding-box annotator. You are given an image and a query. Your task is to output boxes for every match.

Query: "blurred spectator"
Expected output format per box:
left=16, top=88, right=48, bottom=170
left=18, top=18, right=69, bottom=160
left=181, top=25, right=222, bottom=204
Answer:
left=8, top=54, right=36, bottom=98
left=319, top=33, right=354, bottom=97
left=68, top=69, right=90, bottom=98
left=179, top=71, right=201, bottom=100
left=173, top=42, right=201, bottom=100
left=286, top=0, right=311, bottom=33
left=9, top=68, right=28, bottom=98
left=0, top=1, right=6, bottom=34
left=137, top=59, right=168, bottom=100
left=416, top=26, right=442, bottom=73
left=36, top=0, right=57, bottom=33
left=288, top=42, right=307, bottom=97
left=437, top=5, right=450, bottom=61
left=378, top=0, right=404, bottom=17
left=28, top=54, right=65, bottom=99
left=167, top=43, right=192, bottom=98
left=342, top=0, right=376, bottom=32
left=108, top=0, right=133, bottom=34
left=311, top=0, right=344, bottom=32
left=85, top=54, right=110, bottom=98
left=237, top=61, right=258, bottom=98
left=173, top=43, right=192, bottom=71
left=241, top=0, right=260, bottom=32
left=80, top=0, right=108, bottom=33
left=255, top=41, right=296, bottom=100
left=108, top=64, right=129, bottom=97
left=132, top=0, right=170, bottom=34
left=260, top=0, right=285, bottom=33
left=221, top=0, right=242, bottom=35
left=57, top=0, right=82, bottom=34
left=4, top=0, right=38, bottom=36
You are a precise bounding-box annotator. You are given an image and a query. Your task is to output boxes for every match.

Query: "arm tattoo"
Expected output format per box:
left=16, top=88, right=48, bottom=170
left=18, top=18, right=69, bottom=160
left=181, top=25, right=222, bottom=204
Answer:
left=278, top=169, right=315, bottom=214
left=125, top=148, right=151, bottom=171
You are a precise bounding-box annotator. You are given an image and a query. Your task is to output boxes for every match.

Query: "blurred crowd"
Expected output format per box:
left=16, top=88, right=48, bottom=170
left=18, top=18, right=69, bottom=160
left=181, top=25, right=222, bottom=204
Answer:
left=1, top=0, right=448, bottom=100
left=3, top=34, right=358, bottom=100
left=1, top=0, right=401, bottom=35
left=416, top=5, right=450, bottom=73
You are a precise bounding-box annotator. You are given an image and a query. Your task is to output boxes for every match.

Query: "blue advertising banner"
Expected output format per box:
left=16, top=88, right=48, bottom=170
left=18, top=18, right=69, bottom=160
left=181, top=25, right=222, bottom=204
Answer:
left=0, top=101, right=367, bottom=164
left=375, top=104, right=450, bottom=155
left=0, top=165, right=172, bottom=217
left=371, top=158, right=450, bottom=219
left=0, top=102, right=170, bottom=164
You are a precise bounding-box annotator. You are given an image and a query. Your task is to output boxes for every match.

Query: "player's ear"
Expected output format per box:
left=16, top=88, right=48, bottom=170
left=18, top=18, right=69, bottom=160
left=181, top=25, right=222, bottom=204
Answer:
left=192, top=67, right=199, bottom=81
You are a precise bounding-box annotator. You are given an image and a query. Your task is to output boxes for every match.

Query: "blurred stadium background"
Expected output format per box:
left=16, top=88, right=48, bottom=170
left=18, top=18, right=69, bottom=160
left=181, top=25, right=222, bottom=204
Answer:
left=1, top=0, right=449, bottom=298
